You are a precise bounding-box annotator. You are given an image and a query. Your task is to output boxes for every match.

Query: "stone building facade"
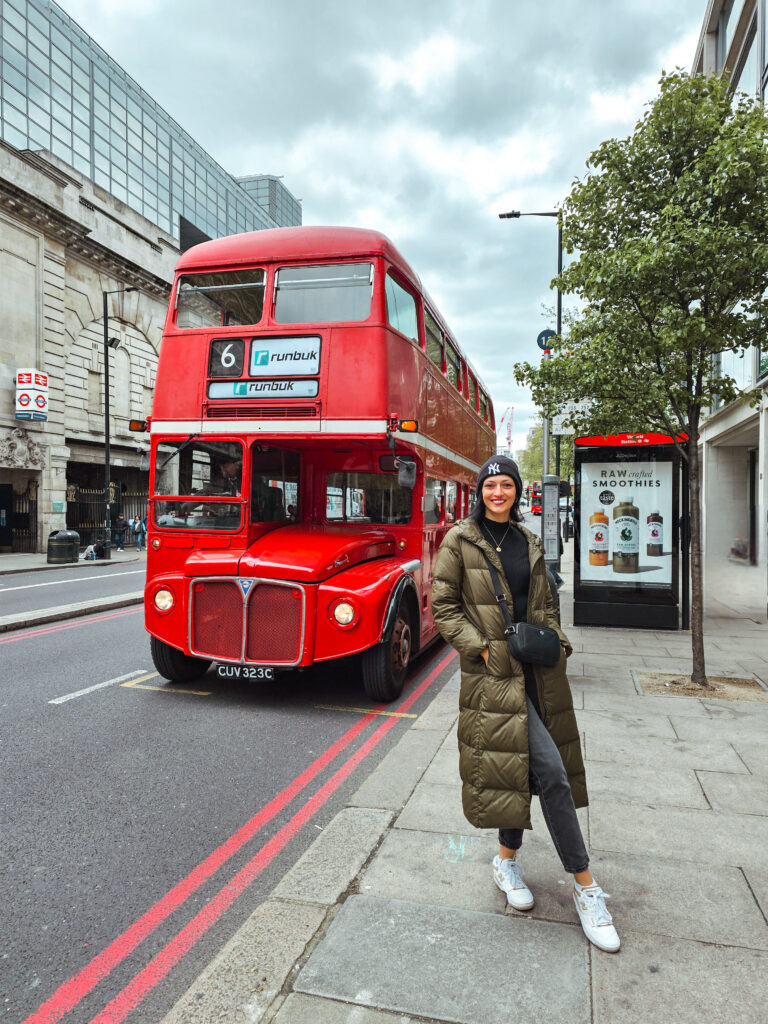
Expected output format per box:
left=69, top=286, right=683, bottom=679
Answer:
left=0, top=140, right=176, bottom=552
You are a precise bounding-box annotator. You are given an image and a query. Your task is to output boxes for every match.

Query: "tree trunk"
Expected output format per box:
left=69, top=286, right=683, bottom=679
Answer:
left=687, top=424, right=710, bottom=687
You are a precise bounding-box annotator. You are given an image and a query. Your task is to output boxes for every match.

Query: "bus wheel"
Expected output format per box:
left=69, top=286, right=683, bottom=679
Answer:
left=150, top=636, right=211, bottom=683
left=362, top=606, right=412, bottom=703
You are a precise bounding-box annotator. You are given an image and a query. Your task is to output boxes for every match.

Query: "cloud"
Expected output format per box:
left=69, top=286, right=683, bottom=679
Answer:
left=59, top=0, right=706, bottom=463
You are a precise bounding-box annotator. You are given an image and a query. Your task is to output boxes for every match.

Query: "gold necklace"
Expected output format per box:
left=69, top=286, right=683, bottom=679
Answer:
left=482, top=519, right=512, bottom=552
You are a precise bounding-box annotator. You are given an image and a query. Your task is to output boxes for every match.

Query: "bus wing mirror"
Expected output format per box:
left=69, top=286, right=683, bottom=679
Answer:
left=397, top=460, right=417, bottom=489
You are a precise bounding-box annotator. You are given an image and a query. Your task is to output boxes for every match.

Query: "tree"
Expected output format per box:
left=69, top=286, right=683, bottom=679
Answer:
left=515, top=71, right=768, bottom=687
left=517, top=421, right=574, bottom=485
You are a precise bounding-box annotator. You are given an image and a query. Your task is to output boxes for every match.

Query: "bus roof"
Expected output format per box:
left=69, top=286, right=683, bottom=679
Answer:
left=176, top=226, right=422, bottom=288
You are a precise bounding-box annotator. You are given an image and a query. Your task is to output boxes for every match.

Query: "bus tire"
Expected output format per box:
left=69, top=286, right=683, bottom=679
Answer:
left=361, top=604, right=412, bottom=703
left=151, top=635, right=211, bottom=683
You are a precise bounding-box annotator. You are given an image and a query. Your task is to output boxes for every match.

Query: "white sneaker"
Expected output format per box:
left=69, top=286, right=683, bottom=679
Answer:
left=573, top=884, right=620, bottom=952
left=493, top=855, right=534, bottom=911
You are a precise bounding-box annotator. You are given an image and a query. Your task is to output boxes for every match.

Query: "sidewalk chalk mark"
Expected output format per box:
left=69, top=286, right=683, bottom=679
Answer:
left=49, top=670, right=149, bottom=705
left=122, top=679, right=211, bottom=697
left=88, top=648, right=457, bottom=1024
left=0, top=608, right=141, bottom=646
left=445, top=835, right=481, bottom=864
left=314, top=703, right=417, bottom=718
left=22, top=645, right=456, bottom=1024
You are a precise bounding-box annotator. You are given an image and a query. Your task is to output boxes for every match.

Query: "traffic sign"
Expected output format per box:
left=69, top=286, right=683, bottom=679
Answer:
left=537, top=329, right=556, bottom=351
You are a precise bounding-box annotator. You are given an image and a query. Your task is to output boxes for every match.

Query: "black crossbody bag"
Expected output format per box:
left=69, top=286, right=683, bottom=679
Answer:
left=480, top=551, right=562, bottom=667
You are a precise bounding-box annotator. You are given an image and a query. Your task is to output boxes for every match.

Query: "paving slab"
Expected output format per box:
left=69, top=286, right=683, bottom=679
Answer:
left=161, top=899, right=326, bottom=1024
left=411, top=688, right=459, bottom=732
left=580, top=690, right=713, bottom=717
left=576, top=708, right=677, bottom=741
left=670, top=714, right=768, bottom=747
left=589, top=799, right=768, bottom=868
left=584, top=760, right=708, bottom=810
left=586, top=849, right=768, bottom=949
left=696, top=770, right=768, bottom=816
left=585, top=731, right=748, bottom=773
left=394, top=780, right=494, bottom=836
left=272, top=993, right=417, bottom=1023
left=347, top=729, right=445, bottom=811
left=360, top=826, right=585, bottom=926
left=591, top=930, right=768, bottom=1024
left=295, top=895, right=591, bottom=1024
left=271, top=807, right=393, bottom=905
left=442, top=668, right=461, bottom=692
left=730, top=740, right=768, bottom=776
left=742, top=867, right=768, bottom=922
left=419, top=739, right=462, bottom=788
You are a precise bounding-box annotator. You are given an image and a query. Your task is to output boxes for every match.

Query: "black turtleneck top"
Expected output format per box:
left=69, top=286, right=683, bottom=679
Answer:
left=481, top=517, right=541, bottom=716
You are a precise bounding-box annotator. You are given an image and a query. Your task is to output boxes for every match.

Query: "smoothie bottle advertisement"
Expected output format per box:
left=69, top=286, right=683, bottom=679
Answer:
left=579, top=460, right=673, bottom=584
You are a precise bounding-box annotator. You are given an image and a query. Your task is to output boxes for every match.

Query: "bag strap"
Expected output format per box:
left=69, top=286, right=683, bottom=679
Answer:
left=479, top=549, right=518, bottom=639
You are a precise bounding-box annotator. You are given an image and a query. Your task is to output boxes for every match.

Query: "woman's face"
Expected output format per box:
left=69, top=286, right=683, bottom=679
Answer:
left=481, top=474, right=517, bottom=519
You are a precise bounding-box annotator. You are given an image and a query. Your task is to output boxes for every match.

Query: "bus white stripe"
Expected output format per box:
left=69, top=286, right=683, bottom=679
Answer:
left=149, top=421, right=483, bottom=472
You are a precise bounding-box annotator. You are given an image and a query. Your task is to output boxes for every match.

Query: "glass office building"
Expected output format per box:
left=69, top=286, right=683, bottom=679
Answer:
left=0, top=0, right=301, bottom=243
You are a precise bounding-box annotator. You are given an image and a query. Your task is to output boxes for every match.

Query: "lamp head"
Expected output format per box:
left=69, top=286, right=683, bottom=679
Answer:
left=108, top=336, right=121, bottom=349
left=498, top=210, right=521, bottom=219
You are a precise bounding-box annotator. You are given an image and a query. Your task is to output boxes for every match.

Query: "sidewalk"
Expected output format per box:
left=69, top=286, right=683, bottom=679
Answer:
left=160, top=540, right=768, bottom=1024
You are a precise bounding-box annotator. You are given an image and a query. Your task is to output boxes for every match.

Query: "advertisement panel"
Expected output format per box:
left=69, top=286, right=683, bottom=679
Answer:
left=574, top=441, right=680, bottom=629
left=579, top=460, right=673, bottom=585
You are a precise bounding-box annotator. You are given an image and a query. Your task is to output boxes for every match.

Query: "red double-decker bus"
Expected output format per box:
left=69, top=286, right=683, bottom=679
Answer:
left=142, top=226, right=495, bottom=700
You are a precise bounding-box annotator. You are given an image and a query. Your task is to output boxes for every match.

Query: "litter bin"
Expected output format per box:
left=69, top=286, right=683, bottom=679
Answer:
left=47, top=529, right=80, bottom=564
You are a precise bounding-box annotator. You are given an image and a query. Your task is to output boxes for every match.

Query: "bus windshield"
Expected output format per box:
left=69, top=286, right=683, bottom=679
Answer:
left=274, top=262, right=373, bottom=324
left=176, top=269, right=265, bottom=328
left=153, top=439, right=244, bottom=530
left=251, top=446, right=300, bottom=523
left=326, top=471, right=412, bottom=525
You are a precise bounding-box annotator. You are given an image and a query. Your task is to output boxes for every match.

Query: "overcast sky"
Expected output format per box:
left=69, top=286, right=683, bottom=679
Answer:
left=63, top=0, right=705, bottom=455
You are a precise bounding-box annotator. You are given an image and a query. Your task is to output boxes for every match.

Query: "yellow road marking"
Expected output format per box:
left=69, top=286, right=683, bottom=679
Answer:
left=314, top=703, right=417, bottom=719
left=121, top=672, right=212, bottom=696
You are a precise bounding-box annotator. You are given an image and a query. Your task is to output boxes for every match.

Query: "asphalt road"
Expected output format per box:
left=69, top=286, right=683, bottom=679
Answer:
left=1, top=607, right=455, bottom=1024
left=0, top=562, right=145, bottom=617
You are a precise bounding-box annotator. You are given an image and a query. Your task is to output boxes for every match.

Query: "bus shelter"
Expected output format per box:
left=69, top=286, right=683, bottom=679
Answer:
left=573, top=433, right=681, bottom=629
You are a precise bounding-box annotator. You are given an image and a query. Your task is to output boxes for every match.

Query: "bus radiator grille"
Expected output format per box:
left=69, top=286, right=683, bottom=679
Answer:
left=246, top=584, right=302, bottom=663
left=191, top=580, right=243, bottom=660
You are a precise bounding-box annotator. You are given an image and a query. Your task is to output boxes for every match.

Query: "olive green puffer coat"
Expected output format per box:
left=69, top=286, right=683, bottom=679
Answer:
left=430, top=518, right=587, bottom=831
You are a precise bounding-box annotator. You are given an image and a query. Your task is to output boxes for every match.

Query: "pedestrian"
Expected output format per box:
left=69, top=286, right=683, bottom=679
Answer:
left=430, top=454, right=620, bottom=953
left=132, top=515, right=146, bottom=552
left=112, top=512, right=128, bottom=552
left=93, top=536, right=106, bottom=560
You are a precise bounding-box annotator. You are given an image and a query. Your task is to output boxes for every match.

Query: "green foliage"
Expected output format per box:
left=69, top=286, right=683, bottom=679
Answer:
left=517, top=421, right=574, bottom=484
left=515, top=72, right=768, bottom=448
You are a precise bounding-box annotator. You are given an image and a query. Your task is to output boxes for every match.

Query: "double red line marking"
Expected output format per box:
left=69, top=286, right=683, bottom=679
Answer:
left=23, top=647, right=456, bottom=1024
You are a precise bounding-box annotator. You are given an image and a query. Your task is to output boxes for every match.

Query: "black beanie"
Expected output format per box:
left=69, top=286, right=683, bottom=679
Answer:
left=476, top=455, right=523, bottom=497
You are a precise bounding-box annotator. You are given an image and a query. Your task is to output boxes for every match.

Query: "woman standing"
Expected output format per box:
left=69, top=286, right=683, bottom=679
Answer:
left=431, top=455, right=619, bottom=953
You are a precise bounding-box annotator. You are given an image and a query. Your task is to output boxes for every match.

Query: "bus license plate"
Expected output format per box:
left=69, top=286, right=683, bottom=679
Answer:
left=216, top=665, right=275, bottom=680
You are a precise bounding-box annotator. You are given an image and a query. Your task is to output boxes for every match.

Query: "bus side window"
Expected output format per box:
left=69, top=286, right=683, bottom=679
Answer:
left=446, top=481, right=457, bottom=523
left=424, top=477, right=445, bottom=525
left=424, top=307, right=443, bottom=368
left=385, top=272, right=419, bottom=342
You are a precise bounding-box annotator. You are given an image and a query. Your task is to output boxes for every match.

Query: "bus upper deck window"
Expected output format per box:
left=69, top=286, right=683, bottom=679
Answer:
left=385, top=273, right=419, bottom=343
left=274, top=262, right=373, bottom=324
left=175, top=270, right=265, bottom=328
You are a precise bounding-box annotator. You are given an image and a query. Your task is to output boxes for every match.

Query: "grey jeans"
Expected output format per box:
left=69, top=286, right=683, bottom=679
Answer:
left=498, top=696, right=589, bottom=874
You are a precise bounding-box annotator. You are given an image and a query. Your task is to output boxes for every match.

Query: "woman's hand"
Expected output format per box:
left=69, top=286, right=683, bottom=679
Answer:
left=480, top=648, right=490, bottom=665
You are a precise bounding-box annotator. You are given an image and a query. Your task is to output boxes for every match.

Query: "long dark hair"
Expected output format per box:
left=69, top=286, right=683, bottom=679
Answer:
left=468, top=486, right=524, bottom=525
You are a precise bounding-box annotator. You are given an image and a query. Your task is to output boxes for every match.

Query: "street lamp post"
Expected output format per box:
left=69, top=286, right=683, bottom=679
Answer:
left=103, top=287, right=136, bottom=559
left=498, top=210, right=562, bottom=477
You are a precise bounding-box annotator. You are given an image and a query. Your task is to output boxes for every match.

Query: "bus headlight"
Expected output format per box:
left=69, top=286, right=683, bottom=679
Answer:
left=154, top=587, right=175, bottom=612
left=331, top=600, right=358, bottom=627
